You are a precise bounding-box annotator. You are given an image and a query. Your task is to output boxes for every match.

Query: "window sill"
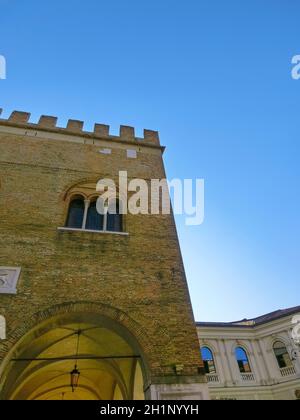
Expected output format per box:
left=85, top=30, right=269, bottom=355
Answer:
left=57, top=227, right=129, bottom=236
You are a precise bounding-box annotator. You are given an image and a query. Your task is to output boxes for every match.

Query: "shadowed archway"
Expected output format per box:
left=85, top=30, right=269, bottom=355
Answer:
left=0, top=307, right=149, bottom=400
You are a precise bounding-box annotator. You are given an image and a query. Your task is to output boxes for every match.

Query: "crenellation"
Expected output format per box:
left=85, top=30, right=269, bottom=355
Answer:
left=38, top=115, right=57, bottom=128
left=144, top=129, right=160, bottom=146
left=94, top=123, right=110, bottom=137
left=120, top=125, right=135, bottom=140
left=66, top=119, right=84, bottom=132
left=0, top=108, right=161, bottom=147
left=8, top=111, right=31, bottom=124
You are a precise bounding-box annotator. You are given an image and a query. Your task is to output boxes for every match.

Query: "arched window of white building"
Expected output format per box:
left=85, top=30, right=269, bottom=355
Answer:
left=235, top=347, right=252, bottom=373
left=273, top=341, right=293, bottom=369
left=201, top=347, right=216, bottom=374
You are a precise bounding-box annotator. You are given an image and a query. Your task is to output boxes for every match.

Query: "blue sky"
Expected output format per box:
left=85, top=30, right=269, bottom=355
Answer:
left=0, top=0, right=299, bottom=321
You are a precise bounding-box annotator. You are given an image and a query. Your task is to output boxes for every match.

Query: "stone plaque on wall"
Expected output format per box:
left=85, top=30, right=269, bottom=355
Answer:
left=0, top=267, right=21, bottom=294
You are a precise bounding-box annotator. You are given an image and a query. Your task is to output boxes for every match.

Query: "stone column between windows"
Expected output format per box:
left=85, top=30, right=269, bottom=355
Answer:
left=261, top=337, right=279, bottom=383
left=221, top=339, right=236, bottom=386
left=248, top=340, right=263, bottom=384
left=215, top=339, right=229, bottom=385
left=82, top=199, right=91, bottom=229
left=256, top=339, right=273, bottom=384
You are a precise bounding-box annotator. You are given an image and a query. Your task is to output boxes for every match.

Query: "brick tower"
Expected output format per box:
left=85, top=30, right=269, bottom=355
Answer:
left=0, top=109, right=209, bottom=400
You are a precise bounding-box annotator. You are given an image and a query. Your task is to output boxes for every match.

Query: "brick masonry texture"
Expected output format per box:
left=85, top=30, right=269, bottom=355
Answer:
left=0, top=112, right=205, bottom=385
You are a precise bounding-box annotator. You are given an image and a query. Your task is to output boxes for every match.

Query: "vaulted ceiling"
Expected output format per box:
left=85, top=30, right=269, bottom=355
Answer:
left=3, top=319, right=145, bottom=400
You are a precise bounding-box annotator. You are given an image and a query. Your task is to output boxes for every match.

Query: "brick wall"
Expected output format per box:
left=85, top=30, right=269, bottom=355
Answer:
left=0, top=115, right=205, bottom=385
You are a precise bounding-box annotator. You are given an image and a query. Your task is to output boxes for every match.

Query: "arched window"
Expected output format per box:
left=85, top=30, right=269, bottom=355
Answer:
left=65, top=197, right=123, bottom=233
left=235, top=347, right=252, bottom=373
left=66, top=198, right=85, bottom=229
left=273, top=341, right=292, bottom=369
left=107, top=199, right=123, bottom=233
left=86, top=201, right=104, bottom=231
left=201, top=347, right=216, bottom=374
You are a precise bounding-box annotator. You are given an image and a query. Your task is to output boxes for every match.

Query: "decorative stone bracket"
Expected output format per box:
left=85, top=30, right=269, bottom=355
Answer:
left=0, top=267, right=21, bottom=294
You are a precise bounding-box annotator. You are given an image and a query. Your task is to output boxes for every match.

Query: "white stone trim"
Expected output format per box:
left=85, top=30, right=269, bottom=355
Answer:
left=145, top=383, right=210, bottom=400
left=0, top=267, right=21, bottom=294
left=57, top=227, right=129, bottom=236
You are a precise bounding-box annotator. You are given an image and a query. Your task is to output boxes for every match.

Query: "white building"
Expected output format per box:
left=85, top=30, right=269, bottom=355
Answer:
left=197, top=306, right=300, bottom=400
